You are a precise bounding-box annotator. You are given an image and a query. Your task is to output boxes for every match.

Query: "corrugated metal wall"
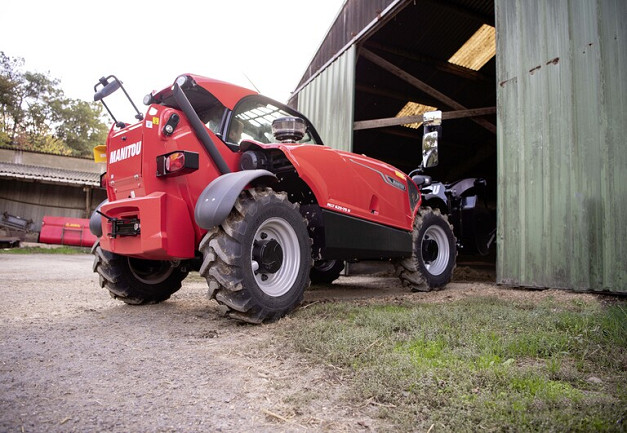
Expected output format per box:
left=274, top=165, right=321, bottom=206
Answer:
left=496, top=0, right=626, bottom=291
left=298, top=46, right=356, bottom=151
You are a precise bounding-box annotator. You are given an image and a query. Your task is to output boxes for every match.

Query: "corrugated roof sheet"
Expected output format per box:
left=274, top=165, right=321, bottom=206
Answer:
left=0, top=162, right=100, bottom=186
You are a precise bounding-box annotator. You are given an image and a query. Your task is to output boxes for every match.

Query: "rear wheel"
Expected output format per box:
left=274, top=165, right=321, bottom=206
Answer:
left=395, top=207, right=456, bottom=291
left=91, top=242, right=188, bottom=304
left=310, top=260, right=344, bottom=285
left=199, top=188, right=312, bottom=323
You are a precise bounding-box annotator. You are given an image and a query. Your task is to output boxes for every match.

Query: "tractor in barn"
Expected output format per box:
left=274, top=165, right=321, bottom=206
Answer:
left=409, top=111, right=496, bottom=258
left=89, top=74, right=456, bottom=323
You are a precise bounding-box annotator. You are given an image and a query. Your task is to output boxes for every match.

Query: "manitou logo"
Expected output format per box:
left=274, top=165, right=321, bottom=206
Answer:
left=109, top=141, right=142, bottom=164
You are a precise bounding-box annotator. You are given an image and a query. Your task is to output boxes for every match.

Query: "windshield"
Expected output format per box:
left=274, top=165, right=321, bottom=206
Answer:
left=226, top=96, right=320, bottom=146
left=158, top=86, right=321, bottom=148
left=159, top=85, right=228, bottom=135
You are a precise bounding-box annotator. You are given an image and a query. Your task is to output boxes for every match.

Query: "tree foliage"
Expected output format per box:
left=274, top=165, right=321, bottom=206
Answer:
left=0, top=51, right=108, bottom=157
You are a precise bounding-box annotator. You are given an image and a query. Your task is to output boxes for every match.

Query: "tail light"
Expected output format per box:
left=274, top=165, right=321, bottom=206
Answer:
left=156, top=151, right=199, bottom=177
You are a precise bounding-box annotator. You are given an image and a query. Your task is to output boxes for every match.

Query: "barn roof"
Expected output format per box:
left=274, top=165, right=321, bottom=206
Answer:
left=0, top=161, right=100, bottom=187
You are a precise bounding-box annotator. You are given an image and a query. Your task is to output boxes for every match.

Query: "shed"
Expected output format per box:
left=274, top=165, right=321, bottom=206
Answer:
left=0, top=147, right=106, bottom=233
left=289, top=0, right=626, bottom=292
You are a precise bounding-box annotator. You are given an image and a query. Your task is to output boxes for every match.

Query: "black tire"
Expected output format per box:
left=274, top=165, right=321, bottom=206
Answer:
left=91, top=242, right=188, bottom=304
left=310, top=260, right=344, bottom=285
left=395, top=207, right=457, bottom=291
left=199, top=188, right=312, bottom=323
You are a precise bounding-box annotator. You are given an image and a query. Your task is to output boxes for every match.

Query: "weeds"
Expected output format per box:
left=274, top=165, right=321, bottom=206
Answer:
left=285, top=295, right=627, bottom=432
left=0, top=246, right=89, bottom=254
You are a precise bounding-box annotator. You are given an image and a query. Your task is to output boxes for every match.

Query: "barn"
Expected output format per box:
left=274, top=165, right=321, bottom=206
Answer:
left=289, top=0, right=626, bottom=292
left=0, top=147, right=105, bottom=237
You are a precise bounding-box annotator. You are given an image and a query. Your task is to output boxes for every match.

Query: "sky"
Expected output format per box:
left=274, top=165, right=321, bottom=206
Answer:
left=1, top=0, right=345, bottom=106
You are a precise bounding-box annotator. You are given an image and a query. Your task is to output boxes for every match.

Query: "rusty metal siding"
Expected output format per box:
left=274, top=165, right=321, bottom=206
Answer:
left=298, top=47, right=356, bottom=152
left=496, top=0, right=627, bottom=292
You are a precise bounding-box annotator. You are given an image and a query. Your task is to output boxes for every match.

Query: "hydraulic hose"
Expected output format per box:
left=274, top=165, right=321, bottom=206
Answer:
left=172, top=83, right=231, bottom=175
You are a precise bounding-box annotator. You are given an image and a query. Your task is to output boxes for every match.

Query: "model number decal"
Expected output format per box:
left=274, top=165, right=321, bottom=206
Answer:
left=110, top=141, right=142, bottom=164
left=327, top=202, right=351, bottom=214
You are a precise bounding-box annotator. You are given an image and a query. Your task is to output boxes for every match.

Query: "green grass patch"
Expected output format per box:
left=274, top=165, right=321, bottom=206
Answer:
left=285, top=296, right=627, bottom=432
left=0, top=245, right=89, bottom=254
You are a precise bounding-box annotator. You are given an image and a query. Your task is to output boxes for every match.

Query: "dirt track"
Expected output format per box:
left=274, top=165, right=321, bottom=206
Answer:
left=0, top=254, right=600, bottom=432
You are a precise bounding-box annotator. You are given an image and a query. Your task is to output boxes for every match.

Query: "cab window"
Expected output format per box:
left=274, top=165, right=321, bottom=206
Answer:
left=226, top=97, right=319, bottom=146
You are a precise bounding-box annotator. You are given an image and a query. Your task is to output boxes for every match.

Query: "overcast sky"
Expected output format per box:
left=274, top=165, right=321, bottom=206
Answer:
left=1, top=0, right=344, bottom=104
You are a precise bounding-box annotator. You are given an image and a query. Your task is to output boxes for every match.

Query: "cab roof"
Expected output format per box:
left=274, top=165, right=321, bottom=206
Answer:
left=153, top=74, right=258, bottom=110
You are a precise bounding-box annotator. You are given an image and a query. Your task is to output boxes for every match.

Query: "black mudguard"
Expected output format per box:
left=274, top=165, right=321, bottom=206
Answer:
left=194, top=169, right=276, bottom=229
left=89, top=199, right=108, bottom=237
left=421, top=181, right=449, bottom=213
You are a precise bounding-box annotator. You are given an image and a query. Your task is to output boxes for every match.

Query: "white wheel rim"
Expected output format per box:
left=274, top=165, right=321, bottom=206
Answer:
left=421, top=225, right=450, bottom=276
left=251, top=217, right=301, bottom=297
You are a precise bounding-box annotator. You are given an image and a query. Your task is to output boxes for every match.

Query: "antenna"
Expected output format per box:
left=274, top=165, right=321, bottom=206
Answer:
left=242, top=72, right=261, bottom=93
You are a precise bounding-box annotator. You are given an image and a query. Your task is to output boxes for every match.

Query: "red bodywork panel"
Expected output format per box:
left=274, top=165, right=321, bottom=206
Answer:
left=99, top=102, right=241, bottom=259
left=97, top=75, right=419, bottom=260
left=252, top=143, right=417, bottom=231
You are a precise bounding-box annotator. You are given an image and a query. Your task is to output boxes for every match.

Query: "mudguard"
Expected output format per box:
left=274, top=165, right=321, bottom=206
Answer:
left=194, top=169, right=276, bottom=229
left=421, top=181, right=449, bottom=213
left=89, top=199, right=108, bottom=237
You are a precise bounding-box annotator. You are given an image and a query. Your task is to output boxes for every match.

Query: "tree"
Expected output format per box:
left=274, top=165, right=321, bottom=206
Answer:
left=0, top=51, right=108, bottom=157
left=0, top=52, right=25, bottom=144
left=55, top=99, right=108, bottom=156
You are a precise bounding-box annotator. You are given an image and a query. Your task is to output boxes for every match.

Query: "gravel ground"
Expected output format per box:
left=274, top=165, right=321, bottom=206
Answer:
left=0, top=253, right=602, bottom=432
left=1, top=254, right=390, bottom=432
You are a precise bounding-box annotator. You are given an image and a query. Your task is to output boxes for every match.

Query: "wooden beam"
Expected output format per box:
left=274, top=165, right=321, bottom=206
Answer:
left=354, top=107, right=496, bottom=131
left=364, top=41, right=492, bottom=83
left=360, top=48, right=496, bottom=134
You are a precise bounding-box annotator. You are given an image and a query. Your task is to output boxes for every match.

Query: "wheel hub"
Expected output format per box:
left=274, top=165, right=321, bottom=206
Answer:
left=422, top=238, right=439, bottom=263
left=253, top=238, right=283, bottom=274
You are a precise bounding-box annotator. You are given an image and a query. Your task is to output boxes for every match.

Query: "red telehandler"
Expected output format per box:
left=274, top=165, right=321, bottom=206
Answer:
left=89, top=74, right=456, bottom=323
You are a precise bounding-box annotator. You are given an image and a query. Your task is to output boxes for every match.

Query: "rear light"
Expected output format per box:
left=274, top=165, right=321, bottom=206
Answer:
left=156, top=151, right=199, bottom=177
left=166, top=153, right=184, bottom=172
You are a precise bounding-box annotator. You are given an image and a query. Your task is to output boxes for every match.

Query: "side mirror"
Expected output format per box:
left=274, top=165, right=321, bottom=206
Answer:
left=92, top=74, right=144, bottom=127
left=94, top=77, right=121, bottom=101
left=422, top=110, right=442, bottom=168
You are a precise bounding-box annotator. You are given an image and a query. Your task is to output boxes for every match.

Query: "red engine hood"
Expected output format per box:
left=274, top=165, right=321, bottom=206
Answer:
left=255, top=142, right=417, bottom=232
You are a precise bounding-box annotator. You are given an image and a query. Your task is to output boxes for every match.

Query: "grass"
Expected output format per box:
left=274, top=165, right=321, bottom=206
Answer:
left=0, top=245, right=89, bottom=254
left=283, top=295, right=627, bottom=432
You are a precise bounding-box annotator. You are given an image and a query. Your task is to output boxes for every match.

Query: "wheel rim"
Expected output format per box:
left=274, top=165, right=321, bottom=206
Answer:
left=251, top=217, right=301, bottom=297
left=127, top=258, right=174, bottom=285
left=421, top=225, right=450, bottom=276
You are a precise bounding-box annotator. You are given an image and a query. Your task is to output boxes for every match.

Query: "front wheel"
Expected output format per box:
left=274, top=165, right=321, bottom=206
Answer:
left=395, top=207, right=456, bottom=291
left=92, top=242, right=188, bottom=304
left=199, top=188, right=312, bottom=323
